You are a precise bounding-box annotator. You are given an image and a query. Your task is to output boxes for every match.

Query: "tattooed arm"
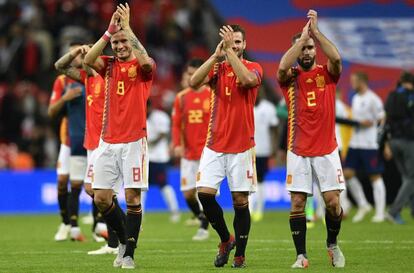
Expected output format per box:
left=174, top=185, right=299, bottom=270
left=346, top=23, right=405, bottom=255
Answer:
left=116, top=3, right=153, bottom=73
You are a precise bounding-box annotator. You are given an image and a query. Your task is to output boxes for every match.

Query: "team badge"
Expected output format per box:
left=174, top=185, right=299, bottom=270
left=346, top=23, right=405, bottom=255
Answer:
left=128, top=66, right=137, bottom=78
left=315, top=74, right=325, bottom=88
left=306, top=78, right=313, bottom=83
left=194, top=98, right=201, bottom=103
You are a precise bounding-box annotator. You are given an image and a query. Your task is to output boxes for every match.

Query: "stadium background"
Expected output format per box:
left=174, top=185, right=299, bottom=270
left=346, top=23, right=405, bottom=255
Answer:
left=0, top=0, right=413, bottom=214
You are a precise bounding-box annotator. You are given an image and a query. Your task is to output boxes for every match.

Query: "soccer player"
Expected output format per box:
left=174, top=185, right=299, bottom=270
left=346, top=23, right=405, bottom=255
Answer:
left=50, top=117, right=71, bottom=241
left=48, top=42, right=87, bottom=242
left=190, top=24, right=263, bottom=268
left=145, top=100, right=180, bottom=222
left=171, top=58, right=210, bottom=240
left=344, top=72, right=386, bottom=223
left=84, top=3, right=155, bottom=269
left=277, top=10, right=345, bottom=268
left=54, top=44, right=121, bottom=253
left=251, top=89, right=279, bottom=222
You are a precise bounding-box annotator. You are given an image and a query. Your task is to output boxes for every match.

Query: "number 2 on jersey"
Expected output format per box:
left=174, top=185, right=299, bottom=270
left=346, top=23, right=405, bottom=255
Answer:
left=117, top=81, right=125, bottom=96
left=307, top=91, right=316, bottom=107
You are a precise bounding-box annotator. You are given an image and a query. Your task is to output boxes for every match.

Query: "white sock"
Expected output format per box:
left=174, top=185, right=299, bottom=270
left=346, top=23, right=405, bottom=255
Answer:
left=161, top=185, right=179, bottom=213
left=248, top=192, right=256, bottom=211
left=347, top=177, right=369, bottom=208
left=340, top=188, right=352, bottom=215
left=372, top=177, right=386, bottom=218
left=141, top=191, right=147, bottom=215
left=256, top=183, right=265, bottom=214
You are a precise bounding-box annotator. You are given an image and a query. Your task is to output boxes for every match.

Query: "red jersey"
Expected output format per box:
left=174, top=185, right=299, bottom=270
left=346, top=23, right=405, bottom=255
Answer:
left=206, top=59, right=263, bottom=153
left=96, top=56, right=155, bottom=143
left=279, top=64, right=339, bottom=156
left=50, top=75, right=71, bottom=146
left=171, top=87, right=211, bottom=160
left=80, top=70, right=104, bottom=150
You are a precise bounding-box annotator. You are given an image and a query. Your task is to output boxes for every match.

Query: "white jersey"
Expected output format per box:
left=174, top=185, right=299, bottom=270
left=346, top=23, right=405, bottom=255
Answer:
left=254, top=99, right=279, bottom=157
left=335, top=99, right=348, bottom=150
left=147, top=109, right=170, bottom=163
left=349, top=89, right=385, bottom=149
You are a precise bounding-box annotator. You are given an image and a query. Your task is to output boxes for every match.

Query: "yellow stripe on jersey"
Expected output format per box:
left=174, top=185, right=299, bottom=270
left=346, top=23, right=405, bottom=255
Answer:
left=205, top=87, right=216, bottom=146
left=287, top=82, right=296, bottom=151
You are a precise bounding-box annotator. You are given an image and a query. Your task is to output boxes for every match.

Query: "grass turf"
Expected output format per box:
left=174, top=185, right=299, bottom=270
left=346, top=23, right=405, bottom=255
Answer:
left=0, top=210, right=413, bottom=272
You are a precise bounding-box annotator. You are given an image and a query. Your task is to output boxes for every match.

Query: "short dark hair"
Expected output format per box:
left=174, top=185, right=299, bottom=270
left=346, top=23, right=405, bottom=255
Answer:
left=230, top=24, right=246, bottom=40
left=399, top=71, right=414, bottom=84
left=353, top=71, right=369, bottom=84
left=187, top=58, right=204, bottom=69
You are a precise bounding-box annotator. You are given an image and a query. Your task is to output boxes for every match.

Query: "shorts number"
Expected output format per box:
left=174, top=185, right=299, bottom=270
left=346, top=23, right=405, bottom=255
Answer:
left=307, top=91, right=316, bottom=107
left=337, top=169, right=344, bottom=183
left=117, top=81, right=125, bottom=96
left=133, top=167, right=141, bottom=182
left=188, top=110, right=203, bottom=123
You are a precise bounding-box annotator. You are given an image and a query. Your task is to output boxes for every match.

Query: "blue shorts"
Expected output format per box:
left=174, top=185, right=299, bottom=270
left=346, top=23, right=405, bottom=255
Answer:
left=149, top=162, right=169, bottom=187
left=255, top=156, right=269, bottom=183
left=344, top=148, right=383, bottom=174
left=70, top=135, right=86, bottom=156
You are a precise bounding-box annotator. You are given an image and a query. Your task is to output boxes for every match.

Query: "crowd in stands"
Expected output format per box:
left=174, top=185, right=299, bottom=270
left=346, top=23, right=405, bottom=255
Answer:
left=0, top=0, right=218, bottom=169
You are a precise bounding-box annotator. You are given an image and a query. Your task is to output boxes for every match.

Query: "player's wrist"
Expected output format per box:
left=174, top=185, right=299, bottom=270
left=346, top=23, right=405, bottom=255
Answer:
left=101, top=31, right=112, bottom=42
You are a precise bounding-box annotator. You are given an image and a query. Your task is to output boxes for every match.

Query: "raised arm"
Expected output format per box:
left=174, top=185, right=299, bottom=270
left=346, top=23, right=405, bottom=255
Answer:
left=55, top=45, right=90, bottom=82
left=48, top=86, right=83, bottom=118
left=84, top=13, right=120, bottom=72
left=116, top=3, right=153, bottom=73
left=190, top=41, right=224, bottom=89
left=277, top=21, right=311, bottom=84
left=220, top=25, right=259, bottom=88
left=308, top=10, right=342, bottom=76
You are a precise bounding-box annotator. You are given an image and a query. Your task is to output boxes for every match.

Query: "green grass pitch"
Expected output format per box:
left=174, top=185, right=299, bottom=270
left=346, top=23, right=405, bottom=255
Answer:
left=0, top=210, right=412, bottom=272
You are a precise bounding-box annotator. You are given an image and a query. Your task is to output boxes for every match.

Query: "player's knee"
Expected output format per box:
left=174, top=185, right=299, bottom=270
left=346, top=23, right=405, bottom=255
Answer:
left=198, top=191, right=215, bottom=207
left=183, top=189, right=196, bottom=201
left=232, top=192, right=249, bottom=207
left=290, top=193, right=307, bottom=211
left=94, top=193, right=111, bottom=211
left=84, top=184, right=93, bottom=197
left=57, top=175, right=69, bottom=192
left=325, top=198, right=340, bottom=215
left=125, top=188, right=141, bottom=205
left=70, top=180, right=83, bottom=190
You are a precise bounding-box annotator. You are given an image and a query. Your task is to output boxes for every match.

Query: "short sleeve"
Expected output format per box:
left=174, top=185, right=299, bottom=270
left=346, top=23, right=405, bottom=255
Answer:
left=248, top=62, right=263, bottom=86
left=95, top=55, right=113, bottom=76
left=79, top=69, right=87, bottom=84
left=50, top=76, right=65, bottom=104
left=373, top=94, right=385, bottom=120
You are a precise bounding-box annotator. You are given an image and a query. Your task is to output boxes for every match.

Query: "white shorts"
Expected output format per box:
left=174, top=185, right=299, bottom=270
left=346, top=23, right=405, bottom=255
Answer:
left=69, top=155, right=87, bottom=181
left=286, top=147, right=345, bottom=195
left=93, top=138, right=148, bottom=190
left=180, top=158, right=200, bottom=191
left=56, top=144, right=70, bottom=175
left=197, top=146, right=257, bottom=193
